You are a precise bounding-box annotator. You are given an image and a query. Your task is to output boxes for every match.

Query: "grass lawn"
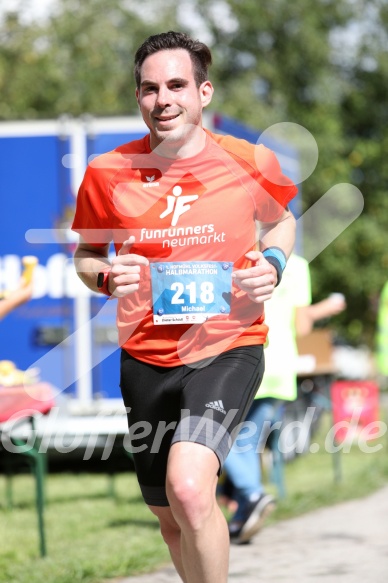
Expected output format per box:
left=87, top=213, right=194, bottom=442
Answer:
left=0, top=471, right=170, bottom=583
left=266, top=409, right=388, bottom=521
left=1, top=406, right=387, bottom=583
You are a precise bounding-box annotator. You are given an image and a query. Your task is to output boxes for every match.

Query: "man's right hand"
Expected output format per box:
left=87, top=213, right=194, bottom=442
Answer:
left=110, top=236, right=149, bottom=297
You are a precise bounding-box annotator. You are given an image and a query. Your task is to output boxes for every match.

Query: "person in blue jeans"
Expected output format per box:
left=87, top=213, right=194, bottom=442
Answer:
left=222, top=254, right=346, bottom=544
left=223, top=397, right=278, bottom=542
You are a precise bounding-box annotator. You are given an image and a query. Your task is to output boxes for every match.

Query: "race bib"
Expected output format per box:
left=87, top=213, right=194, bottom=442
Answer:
left=151, top=261, right=233, bottom=325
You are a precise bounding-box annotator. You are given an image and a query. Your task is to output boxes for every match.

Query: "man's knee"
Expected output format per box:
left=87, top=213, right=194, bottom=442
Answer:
left=167, top=473, right=213, bottom=530
left=166, top=444, right=219, bottom=529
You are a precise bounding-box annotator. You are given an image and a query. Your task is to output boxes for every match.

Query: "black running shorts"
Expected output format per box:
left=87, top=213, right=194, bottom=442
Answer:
left=120, top=345, right=264, bottom=506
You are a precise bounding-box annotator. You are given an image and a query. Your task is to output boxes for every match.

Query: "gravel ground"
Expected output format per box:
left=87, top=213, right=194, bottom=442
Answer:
left=112, top=485, right=388, bottom=583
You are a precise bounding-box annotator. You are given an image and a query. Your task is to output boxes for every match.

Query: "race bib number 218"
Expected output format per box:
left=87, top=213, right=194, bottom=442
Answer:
left=151, top=261, right=233, bottom=325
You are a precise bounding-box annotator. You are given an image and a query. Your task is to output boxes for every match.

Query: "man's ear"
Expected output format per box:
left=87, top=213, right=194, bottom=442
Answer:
left=135, top=88, right=140, bottom=107
left=200, top=80, right=214, bottom=108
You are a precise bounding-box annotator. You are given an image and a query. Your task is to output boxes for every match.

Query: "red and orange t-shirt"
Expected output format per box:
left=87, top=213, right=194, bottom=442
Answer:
left=72, top=129, right=297, bottom=367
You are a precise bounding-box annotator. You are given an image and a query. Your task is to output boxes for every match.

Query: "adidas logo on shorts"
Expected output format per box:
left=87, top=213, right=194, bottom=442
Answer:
left=205, top=400, right=226, bottom=414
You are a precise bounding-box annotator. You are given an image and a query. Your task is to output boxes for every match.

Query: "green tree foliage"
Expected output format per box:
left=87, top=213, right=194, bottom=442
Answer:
left=192, top=0, right=388, bottom=347
left=0, top=0, right=179, bottom=119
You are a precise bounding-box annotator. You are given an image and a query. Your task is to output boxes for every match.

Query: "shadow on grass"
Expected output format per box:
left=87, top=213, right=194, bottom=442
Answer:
left=108, top=518, right=159, bottom=529
left=0, top=491, right=113, bottom=510
left=49, top=491, right=144, bottom=503
left=0, top=492, right=145, bottom=511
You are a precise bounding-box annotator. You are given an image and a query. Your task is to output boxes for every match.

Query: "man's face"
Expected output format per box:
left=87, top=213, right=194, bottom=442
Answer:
left=136, top=49, right=213, bottom=151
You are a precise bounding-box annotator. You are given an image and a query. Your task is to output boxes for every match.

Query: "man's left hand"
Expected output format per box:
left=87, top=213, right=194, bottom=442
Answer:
left=232, top=251, right=277, bottom=303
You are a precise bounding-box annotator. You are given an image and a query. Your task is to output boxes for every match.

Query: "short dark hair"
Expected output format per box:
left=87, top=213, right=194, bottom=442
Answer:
left=134, top=31, right=212, bottom=88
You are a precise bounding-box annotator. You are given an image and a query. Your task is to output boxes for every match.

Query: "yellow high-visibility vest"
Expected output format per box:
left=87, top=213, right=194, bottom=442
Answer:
left=376, top=282, right=388, bottom=376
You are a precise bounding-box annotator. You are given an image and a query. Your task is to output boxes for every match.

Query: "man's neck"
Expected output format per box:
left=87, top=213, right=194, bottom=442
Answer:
left=150, top=126, right=207, bottom=159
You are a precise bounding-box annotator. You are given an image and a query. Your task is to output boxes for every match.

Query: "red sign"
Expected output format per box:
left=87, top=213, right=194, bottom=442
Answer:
left=330, top=381, right=380, bottom=443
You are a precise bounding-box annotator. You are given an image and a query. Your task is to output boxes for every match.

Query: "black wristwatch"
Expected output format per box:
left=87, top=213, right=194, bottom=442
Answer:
left=97, top=270, right=112, bottom=296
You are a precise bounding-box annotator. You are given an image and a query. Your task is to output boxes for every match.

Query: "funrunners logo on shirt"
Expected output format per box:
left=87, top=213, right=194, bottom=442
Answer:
left=139, top=181, right=226, bottom=249
left=159, top=185, right=198, bottom=226
left=205, top=400, right=226, bottom=414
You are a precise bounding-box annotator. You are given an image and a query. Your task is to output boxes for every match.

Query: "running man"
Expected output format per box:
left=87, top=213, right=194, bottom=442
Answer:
left=72, top=31, right=297, bottom=583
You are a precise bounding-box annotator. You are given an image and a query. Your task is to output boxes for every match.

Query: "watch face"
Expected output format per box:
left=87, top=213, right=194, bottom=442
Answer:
left=97, top=272, right=105, bottom=288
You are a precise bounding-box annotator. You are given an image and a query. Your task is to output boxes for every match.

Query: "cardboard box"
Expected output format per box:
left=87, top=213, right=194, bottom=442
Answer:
left=296, top=329, right=335, bottom=375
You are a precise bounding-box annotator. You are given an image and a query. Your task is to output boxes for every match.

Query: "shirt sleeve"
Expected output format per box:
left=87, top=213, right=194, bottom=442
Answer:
left=253, top=145, right=298, bottom=222
left=71, top=165, right=113, bottom=247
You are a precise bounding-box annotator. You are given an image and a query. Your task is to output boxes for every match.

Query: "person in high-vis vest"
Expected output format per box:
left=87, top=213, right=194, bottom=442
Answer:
left=376, top=281, right=388, bottom=378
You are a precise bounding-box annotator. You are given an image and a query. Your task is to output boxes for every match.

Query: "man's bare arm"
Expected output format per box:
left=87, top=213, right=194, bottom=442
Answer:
left=74, top=236, right=149, bottom=297
left=233, top=208, right=296, bottom=303
left=258, top=207, right=296, bottom=259
left=74, top=239, right=111, bottom=293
